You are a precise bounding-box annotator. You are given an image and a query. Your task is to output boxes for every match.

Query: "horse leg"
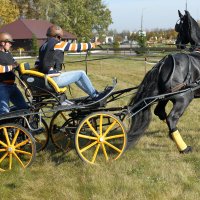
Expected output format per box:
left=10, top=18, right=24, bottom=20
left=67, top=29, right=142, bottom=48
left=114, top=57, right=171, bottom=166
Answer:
left=154, top=100, right=168, bottom=120
left=166, top=95, right=193, bottom=153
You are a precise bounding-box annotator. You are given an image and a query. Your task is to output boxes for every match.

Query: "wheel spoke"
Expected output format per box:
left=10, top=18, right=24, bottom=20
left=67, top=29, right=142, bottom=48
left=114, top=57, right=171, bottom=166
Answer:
left=103, top=121, right=117, bottom=137
left=101, top=143, right=109, bottom=161
left=80, top=141, right=98, bottom=153
left=105, top=134, right=125, bottom=140
left=0, top=141, right=7, bottom=148
left=104, top=141, right=122, bottom=153
left=0, top=148, right=6, bottom=152
left=61, top=112, right=68, bottom=121
left=108, top=125, right=121, bottom=134
left=34, top=137, right=42, bottom=143
left=15, top=149, right=32, bottom=156
left=11, top=129, right=20, bottom=145
left=91, top=143, right=100, bottom=163
left=86, top=120, right=99, bottom=137
left=3, top=128, right=11, bottom=146
left=13, top=152, right=25, bottom=168
left=78, top=134, right=97, bottom=140
left=15, top=139, right=30, bottom=148
left=9, top=153, right=12, bottom=170
left=0, top=152, right=9, bottom=163
left=99, top=115, right=103, bottom=136
left=64, top=140, right=71, bottom=150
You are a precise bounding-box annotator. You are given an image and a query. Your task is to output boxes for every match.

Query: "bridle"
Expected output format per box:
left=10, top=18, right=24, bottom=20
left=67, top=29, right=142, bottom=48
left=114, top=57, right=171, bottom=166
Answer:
left=175, top=15, right=192, bottom=48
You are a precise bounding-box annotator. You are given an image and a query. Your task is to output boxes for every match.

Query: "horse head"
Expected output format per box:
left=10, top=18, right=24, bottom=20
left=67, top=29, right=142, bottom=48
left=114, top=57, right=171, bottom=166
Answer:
left=175, top=10, right=191, bottom=49
left=175, top=10, right=200, bottom=50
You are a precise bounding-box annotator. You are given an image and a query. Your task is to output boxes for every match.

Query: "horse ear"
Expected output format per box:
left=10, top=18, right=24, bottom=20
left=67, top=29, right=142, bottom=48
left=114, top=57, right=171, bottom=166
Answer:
left=185, top=10, right=190, bottom=16
left=178, top=10, right=183, bottom=18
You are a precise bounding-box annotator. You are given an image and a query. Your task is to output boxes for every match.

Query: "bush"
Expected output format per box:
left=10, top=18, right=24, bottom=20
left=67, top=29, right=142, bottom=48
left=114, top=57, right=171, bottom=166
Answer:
left=31, top=34, right=39, bottom=56
left=113, top=41, right=120, bottom=53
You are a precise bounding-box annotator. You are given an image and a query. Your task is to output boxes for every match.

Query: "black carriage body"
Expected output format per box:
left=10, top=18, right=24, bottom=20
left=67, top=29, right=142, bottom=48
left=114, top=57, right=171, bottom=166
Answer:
left=21, top=73, right=56, bottom=95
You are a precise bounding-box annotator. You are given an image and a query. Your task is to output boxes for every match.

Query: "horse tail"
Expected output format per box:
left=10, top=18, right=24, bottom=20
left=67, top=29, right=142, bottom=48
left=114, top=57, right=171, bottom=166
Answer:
left=127, top=58, right=167, bottom=149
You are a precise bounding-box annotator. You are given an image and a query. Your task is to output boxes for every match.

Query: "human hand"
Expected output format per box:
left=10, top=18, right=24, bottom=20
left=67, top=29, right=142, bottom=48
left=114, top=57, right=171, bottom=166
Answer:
left=95, top=41, right=101, bottom=46
left=12, top=62, right=19, bottom=68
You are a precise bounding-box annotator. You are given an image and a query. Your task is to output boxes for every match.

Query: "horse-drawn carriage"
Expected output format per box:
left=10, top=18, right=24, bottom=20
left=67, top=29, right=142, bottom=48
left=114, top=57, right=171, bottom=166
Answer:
left=1, top=9, right=200, bottom=172
left=0, top=61, right=134, bottom=171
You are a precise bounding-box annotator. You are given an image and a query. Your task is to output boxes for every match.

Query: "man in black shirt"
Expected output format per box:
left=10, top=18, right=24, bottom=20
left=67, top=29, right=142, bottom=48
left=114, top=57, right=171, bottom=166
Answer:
left=0, top=32, right=28, bottom=114
left=35, top=25, right=104, bottom=102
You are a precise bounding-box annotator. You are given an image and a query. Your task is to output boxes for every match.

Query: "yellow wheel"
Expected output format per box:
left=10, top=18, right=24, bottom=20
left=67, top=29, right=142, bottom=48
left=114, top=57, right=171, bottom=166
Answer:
left=50, top=111, right=77, bottom=151
left=75, top=112, right=127, bottom=164
left=0, top=123, right=36, bottom=172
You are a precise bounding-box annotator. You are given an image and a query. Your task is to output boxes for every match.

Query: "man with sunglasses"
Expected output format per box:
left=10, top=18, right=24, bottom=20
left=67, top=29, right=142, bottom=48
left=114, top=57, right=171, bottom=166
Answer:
left=0, top=32, right=28, bottom=114
left=35, top=25, right=110, bottom=104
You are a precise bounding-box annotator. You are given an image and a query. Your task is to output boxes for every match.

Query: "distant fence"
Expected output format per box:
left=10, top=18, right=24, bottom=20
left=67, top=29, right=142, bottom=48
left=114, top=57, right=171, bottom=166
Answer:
left=12, top=47, right=182, bottom=58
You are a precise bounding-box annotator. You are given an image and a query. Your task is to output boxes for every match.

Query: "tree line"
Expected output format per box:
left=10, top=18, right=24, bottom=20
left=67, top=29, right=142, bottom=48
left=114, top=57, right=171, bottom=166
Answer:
left=1, top=0, right=200, bottom=44
left=0, top=0, right=112, bottom=41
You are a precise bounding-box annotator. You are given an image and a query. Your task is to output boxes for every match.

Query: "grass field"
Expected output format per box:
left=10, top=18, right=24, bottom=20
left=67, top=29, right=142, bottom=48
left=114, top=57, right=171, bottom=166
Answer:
left=1, top=54, right=200, bottom=200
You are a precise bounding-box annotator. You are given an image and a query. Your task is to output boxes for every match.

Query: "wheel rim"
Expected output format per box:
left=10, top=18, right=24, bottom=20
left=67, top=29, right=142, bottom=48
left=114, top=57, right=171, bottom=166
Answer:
left=75, top=112, right=127, bottom=164
left=0, top=124, right=36, bottom=171
left=33, top=119, right=49, bottom=152
left=50, top=111, right=77, bottom=151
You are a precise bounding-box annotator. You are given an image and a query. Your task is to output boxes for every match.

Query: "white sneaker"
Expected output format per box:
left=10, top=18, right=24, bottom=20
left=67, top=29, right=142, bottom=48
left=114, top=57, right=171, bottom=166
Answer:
left=61, top=99, right=74, bottom=106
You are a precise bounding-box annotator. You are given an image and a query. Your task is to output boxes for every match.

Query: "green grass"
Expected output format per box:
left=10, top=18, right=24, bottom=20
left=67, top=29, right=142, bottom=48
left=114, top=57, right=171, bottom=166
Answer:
left=1, top=55, right=200, bottom=200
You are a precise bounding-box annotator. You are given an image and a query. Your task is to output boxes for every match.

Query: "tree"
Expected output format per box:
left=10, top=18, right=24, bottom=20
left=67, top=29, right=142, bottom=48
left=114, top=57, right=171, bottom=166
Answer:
left=50, top=0, right=112, bottom=41
left=31, top=34, right=38, bottom=56
left=113, top=40, right=120, bottom=51
left=13, top=0, right=112, bottom=41
left=138, top=34, right=147, bottom=48
left=0, top=0, right=19, bottom=26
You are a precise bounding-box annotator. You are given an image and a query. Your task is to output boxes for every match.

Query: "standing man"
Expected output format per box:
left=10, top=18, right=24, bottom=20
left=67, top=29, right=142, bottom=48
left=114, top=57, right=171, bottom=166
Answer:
left=0, top=32, right=28, bottom=114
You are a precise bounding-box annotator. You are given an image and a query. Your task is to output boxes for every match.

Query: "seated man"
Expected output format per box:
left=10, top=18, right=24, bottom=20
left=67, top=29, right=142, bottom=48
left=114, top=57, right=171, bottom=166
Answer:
left=0, top=32, right=28, bottom=114
left=35, top=25, right=109, bottom=103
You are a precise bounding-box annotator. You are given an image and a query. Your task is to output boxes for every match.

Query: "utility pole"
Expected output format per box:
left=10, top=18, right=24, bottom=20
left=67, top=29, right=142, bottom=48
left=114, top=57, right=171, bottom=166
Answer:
left=141, top=9, right=143, bottom=31
left=139, top=8, right=146, bottom=48
left=186, top=0, right=187, bottom=11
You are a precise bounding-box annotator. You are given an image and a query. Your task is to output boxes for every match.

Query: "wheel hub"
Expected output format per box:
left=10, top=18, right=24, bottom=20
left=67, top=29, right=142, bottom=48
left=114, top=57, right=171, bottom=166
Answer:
left=99, top=137, right=104, bottom=143
left=7, top=145, right=15, bottom=153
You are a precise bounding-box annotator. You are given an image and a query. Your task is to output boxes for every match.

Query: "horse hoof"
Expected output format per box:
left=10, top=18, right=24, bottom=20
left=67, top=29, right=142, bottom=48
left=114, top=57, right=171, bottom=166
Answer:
left=180, top=146, right=192, bottom=154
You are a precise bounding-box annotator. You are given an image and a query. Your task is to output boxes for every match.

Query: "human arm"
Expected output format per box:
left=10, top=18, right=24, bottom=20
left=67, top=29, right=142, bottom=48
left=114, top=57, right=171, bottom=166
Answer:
left=54, top=41, right=100, bottom=52
left=47, top=68, right=61, bottom=77
left=0, top=63, right=18, bottom=73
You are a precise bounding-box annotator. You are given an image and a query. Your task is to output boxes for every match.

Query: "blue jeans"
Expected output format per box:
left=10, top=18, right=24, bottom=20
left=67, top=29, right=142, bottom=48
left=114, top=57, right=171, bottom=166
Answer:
left=0, top=83, right=28, bottom=114
left=52, top=70, right=97, bottom=97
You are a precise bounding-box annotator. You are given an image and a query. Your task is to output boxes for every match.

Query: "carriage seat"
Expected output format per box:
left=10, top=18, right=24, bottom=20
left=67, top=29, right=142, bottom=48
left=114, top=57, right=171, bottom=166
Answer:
left=19, top=62, right=67, bottom=94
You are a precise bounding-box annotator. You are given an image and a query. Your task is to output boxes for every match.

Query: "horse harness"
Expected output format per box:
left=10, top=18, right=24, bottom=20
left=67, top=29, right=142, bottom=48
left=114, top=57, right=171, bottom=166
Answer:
left=170, top=54, right=192, bottom=92
left=157, top=54, right=192, bottom=93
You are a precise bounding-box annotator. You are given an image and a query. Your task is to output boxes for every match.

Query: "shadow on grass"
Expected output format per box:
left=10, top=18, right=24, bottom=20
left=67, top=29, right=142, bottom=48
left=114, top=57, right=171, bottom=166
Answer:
left=40, top=140, right=78, bottom=166
left=145, top=130, right=167, bottom=137
left=5, top=183, right=18, bottom=189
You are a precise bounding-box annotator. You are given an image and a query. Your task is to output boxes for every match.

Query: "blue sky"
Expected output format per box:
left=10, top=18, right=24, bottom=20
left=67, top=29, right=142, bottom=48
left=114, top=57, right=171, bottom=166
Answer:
left=103, top=0, right=200, bottom=32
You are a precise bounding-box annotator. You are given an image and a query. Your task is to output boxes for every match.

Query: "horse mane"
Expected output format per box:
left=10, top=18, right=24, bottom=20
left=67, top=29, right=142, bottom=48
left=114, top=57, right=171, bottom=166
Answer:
left=186, top=11, right=200, bottom=46
left=129, top=65, right=160, bottom=106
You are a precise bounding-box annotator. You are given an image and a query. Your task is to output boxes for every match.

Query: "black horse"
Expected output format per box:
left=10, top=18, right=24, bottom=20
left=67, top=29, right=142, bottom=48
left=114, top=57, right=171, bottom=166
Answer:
left=127, top=10, right=200, bottom=153
left=175, top=10, right=200, bottom=50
